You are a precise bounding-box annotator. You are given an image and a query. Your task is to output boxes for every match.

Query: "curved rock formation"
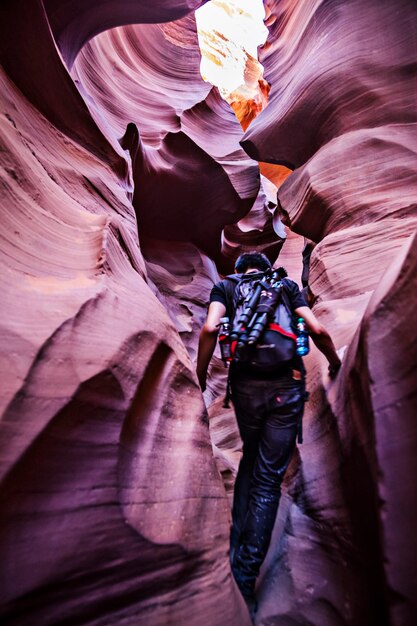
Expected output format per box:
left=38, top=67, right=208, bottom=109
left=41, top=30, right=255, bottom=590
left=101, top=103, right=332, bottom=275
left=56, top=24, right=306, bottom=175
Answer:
left=243, top=0, right=417, bottom=169
left=237, top=1, right=417, bottom=624
left=72, top=19, right=262, bottom=268
left=0, top=1, right=254, bottom=624
left=0, top=0, right=126, bottom=171
left=0, top=62, right=250, bottom=624
left=44, top=0, right=207, bottom=67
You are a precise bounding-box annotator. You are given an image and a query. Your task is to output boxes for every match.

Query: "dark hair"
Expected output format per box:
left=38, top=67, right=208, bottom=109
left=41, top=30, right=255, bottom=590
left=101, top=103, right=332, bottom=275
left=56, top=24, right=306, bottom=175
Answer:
left=234, top=252, right=272, bottom=274
left=274, top=266, right=288, bottom=279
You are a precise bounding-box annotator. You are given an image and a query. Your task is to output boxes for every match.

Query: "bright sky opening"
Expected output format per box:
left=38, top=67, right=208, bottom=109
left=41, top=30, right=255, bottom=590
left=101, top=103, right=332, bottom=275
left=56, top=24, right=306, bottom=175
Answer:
left=195, top=0, right=268, bottom=99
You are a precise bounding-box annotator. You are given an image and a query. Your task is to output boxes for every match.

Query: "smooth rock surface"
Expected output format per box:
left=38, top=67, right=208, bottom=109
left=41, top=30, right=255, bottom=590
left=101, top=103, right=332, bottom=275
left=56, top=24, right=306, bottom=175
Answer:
left=73, top=19, right=262, bottom=267
left=239, top=1, right=417, bottom=624
left=0, top=3, right=251, bottom=624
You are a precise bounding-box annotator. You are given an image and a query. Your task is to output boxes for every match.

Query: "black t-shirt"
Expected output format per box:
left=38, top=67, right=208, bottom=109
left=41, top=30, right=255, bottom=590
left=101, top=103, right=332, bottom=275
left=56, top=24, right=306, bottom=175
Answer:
left=210, top=274, right=307, bottom=315
left=210, top=273, right=307, bottom=376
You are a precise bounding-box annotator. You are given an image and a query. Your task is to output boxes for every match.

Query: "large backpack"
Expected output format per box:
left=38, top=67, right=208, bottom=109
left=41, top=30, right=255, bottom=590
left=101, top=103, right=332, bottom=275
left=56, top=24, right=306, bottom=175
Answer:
left=224, top=271, right=298, bottom=373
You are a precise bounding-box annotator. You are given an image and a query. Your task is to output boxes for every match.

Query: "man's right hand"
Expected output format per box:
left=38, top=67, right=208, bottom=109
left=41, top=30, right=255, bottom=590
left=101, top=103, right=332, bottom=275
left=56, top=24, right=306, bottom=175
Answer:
left=328, top=360, right=341, bottom=379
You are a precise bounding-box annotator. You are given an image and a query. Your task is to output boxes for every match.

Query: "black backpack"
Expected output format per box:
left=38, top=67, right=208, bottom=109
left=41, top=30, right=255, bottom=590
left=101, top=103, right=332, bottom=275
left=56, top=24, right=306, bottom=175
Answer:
left=225, top=271, right=298, bottom=373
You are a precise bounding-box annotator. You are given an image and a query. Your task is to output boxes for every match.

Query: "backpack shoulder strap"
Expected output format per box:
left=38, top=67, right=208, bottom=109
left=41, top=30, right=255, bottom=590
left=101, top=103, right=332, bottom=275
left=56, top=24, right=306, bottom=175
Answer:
left=280, top=277, right=296, bottom=316
left=280, top=277, right=307, bottom=333
left=221, top=274, right=241, bottom=318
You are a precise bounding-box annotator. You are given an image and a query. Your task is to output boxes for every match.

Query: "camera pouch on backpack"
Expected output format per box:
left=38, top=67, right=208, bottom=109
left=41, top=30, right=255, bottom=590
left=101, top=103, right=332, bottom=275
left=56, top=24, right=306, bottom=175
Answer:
left=229, top=274, right=298, bottom=372
left=239, top=327, right=297, bottom=371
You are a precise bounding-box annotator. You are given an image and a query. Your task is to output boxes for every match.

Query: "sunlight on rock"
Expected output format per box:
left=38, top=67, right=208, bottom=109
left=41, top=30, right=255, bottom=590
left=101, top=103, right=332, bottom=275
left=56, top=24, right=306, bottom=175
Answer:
left=195, top=0, right=290, bottom=187
left=196, top=0, right=268, bottom=101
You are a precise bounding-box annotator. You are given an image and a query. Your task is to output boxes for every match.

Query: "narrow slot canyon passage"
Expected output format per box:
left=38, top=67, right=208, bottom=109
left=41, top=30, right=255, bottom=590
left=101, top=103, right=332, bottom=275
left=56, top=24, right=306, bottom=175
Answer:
left=0, top=1, right=416, bottom=626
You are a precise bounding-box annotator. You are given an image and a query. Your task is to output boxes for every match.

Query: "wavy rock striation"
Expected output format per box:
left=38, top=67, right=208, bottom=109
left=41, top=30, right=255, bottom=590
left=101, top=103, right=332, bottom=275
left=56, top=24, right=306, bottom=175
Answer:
left=72, top=18, right=265, bottom=268
left=238, top=1, right=417, bottom=624
left=0, top=1, right=252, bottom=624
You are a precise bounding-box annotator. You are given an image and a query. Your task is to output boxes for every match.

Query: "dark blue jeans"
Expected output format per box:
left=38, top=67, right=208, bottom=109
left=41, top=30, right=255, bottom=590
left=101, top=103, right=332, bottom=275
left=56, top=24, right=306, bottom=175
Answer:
left=230, top=371, right=305, bottom=598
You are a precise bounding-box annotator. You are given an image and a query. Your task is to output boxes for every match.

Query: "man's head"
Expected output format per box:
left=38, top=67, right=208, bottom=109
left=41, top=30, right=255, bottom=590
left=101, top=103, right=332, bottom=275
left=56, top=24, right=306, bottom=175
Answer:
left=234, top=252, right=272, bottom=274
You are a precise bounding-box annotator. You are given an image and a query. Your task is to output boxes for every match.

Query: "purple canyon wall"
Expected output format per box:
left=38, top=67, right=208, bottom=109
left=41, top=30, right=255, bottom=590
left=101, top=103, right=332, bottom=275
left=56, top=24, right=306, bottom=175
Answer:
left=240, top=1, right=417, bottom=625
left=0, top=1, right=250, bottom=625
left=1, top=0, right=416, bottom=625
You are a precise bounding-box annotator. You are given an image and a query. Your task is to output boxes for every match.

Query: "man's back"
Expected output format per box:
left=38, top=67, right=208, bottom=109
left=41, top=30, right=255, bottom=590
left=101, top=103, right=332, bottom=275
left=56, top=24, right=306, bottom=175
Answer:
left=196, top=252, right=341, bottom=619
left=212, top=271, right=307, bottom=377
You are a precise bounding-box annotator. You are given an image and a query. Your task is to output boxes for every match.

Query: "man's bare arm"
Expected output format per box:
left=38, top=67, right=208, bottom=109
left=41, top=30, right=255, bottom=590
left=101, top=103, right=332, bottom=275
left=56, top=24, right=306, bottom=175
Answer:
left=196, top=301, right=227, bottom=391
left=295, top=305, right=342, bottom=375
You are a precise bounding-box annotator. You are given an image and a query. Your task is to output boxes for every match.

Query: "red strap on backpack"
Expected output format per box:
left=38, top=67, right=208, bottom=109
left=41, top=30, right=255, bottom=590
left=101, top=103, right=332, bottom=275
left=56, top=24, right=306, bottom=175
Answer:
left=268, top=323, right=297, bottom=341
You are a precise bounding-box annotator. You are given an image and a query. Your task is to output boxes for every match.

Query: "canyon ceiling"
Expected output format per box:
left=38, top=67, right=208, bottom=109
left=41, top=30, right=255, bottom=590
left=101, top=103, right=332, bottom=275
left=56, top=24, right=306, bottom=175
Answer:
left=0, top=1, right=416, bottom=625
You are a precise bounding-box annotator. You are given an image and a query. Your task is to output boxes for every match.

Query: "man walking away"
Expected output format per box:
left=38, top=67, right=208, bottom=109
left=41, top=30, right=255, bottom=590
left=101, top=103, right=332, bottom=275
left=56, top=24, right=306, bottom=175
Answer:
left=196, top=252, right=341, bottom=619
